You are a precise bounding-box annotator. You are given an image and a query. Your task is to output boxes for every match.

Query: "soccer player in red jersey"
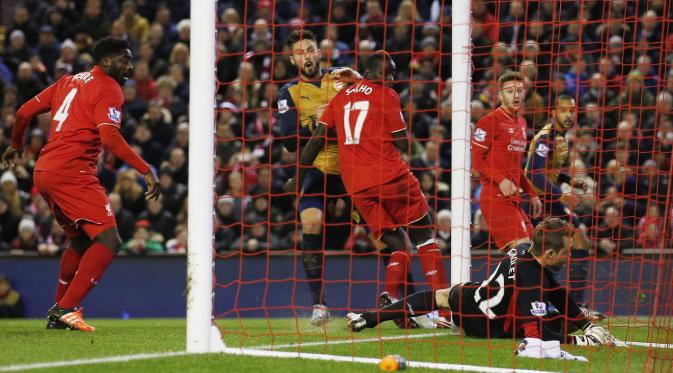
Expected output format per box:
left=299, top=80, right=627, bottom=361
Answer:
left=2, top=37, right=160, bottom=331
left=288, top=51, right=449, bottom=327
left=472, top=71, right=542, bottom=251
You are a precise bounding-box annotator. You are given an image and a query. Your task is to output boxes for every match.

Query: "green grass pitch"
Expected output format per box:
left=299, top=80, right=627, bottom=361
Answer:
left=1, top=318, right=672, bottom=372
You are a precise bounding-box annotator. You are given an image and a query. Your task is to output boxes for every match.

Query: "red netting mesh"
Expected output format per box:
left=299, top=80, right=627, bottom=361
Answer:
left=213, top=0, right=673, bottom=370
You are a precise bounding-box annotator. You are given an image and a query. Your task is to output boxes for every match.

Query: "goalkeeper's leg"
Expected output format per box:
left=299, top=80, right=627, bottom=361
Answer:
left=348, top=290, right=437, bottom=331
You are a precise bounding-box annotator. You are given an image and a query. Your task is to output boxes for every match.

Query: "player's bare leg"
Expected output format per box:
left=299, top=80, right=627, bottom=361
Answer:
left=51, top=226, right=121, bottom=331
left=300, top=207, right=330, bottom=326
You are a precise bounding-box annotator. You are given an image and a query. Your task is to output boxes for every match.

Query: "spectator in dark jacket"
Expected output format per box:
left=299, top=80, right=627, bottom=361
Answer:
left=0, top=196, right=20, bottom=251
left=138, top=197, right=176, bottom=243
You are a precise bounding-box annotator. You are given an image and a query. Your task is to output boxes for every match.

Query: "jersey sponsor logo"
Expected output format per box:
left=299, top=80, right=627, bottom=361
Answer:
left=535, top=143, right=550, bottom=158
left=278, top=99, right=289, bottom=114
left=508, top=139, right=527, bottom=152
left=474, top=128, right=487, bottom=142
left=108, top=108, right=121, bottom=123
left=530, top=301, right=547, bottom=316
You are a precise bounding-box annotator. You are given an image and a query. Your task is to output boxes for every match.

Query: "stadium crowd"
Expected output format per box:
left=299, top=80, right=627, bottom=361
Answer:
left=0, top=0, right=672, bottom=256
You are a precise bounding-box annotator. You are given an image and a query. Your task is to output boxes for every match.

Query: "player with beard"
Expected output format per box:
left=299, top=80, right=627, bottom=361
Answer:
left=346, top=218, right=617, bottom=347
left=2, top=37, right=160, bottom=331
left=472, top=71, right=542, bottom=252
left=277, top=29, right=359, bottom=325
left=524, top=95, right=604, bottom=321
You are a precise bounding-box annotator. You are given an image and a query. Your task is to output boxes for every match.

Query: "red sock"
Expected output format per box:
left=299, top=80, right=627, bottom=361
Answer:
left=58, top=243, right=115, bottom=309
left=54, top=246, right=82, bottom=303
left=385, top=251, right=410, bottom=299
left=418, top=242, right=447, bottom=291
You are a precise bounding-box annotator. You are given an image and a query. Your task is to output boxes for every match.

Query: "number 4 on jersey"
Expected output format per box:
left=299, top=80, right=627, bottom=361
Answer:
left=343, top=100, right=369, bottom=145
left=53, top=88, right=78, bottom=132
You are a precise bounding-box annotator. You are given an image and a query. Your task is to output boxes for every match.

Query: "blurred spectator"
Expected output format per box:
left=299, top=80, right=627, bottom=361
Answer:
left=0, top=275, right=24, bottom=318
left=137, top=197, right=176, bottom=243
left=165, top=224, right=187, bottom=254
left=10, top=218, right=39, bottom=253
left=133, top=60, right=158, bottom=101
left=132, top=122, right=163, bottom=167
left=4, top=30, right=34, bottom=76
left=1, top=171, right=29, bottom=216
left=37, top=26, right=61, bottom=77
left=232, top=218, right=281, bottom=253
left=123, top=80, right=149, bottom=122
left=15, top=62, right=44, bottom=105
left=0, top=196, right=20, bottom=251
left=118, top=0, right=150, bottom=44
left=108, top=192, right=136, bottom=241
left=142, top=99, right=174, bottom=148
left=163, top=147, right=188, bottom=186
left=596, top=206, right=634, bottom=254
left=78, top=0, right=111, bottom=41
left=436, top=209, right=451, bottom=254
left=113, top=170, right=147, bottom=215
left=122, top=219, right=164, bottom=255
left=637, top=203, right=664, bottom=248
left=37, top=223, right=68, bottom=256
left=158, top=167, right=187, bottom=216
left=215, top=195, right=242, bottom=252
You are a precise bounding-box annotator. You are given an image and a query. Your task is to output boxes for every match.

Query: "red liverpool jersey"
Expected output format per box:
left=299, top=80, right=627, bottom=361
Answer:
left=33, top=66, right=124, bottom=176
left=472, top=107, right=535, bottom=198
left=319, top=81, right=409, bottom=194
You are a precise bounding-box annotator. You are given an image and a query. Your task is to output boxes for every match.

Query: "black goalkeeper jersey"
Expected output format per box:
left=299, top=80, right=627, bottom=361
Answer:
left=453, top=244, right=589, bottom=342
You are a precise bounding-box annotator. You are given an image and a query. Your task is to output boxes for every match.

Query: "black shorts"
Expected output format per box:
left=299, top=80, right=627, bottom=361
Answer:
left=299, top=168, right=349, bottom=213
left=448, top=282, right=510, bottom=339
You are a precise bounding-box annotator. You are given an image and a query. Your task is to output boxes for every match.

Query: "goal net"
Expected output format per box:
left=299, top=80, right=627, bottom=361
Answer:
left=189, top=0, right=673, bottom=370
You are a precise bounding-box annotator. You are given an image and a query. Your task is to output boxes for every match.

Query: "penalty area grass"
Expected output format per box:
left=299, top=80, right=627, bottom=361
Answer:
left=1, top=318, right=671, bottom=372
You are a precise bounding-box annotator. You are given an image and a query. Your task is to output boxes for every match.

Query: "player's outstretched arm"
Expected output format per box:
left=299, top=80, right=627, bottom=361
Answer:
left=4, top=83, right=59, bottom=168
left=283, top=124, right=327, bottom=194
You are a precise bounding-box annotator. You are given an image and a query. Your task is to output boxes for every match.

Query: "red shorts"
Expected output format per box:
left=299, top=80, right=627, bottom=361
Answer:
left=34, top=170, right=116, bottom=239
left=352, top=173, right=429, bottom=240
left=479, top=194, right=533, bottom=250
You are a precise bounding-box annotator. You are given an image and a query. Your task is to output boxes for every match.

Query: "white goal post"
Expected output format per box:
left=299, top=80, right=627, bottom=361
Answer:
left=185, top=0, right=473, bottom=353
left=187, top=0, right=217, bottom=353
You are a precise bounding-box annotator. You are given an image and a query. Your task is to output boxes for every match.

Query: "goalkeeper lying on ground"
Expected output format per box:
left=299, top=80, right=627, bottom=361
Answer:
left=347, top=217, right=617, bottom=346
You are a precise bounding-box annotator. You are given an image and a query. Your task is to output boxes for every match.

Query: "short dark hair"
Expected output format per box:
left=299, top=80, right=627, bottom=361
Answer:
left=286, top=30, right=317, bottom=50
left=555, top=94, right=575, bottom=106
left=93, top=36, right=131, bottom=64
left=530, top=217, right=573, bottom=256
left=497, top=70, right=523, bottom=90
left=363, top=50, right=396, bottom=80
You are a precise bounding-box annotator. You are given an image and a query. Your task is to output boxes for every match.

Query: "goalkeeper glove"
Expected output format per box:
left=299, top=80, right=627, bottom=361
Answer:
left=574, top=324, right=614, bottom=346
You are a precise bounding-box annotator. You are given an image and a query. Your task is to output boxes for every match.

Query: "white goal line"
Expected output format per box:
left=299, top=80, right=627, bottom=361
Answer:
left=252, top=331, right=449, bottom=350
left=0, top=352, right=190, bottom=372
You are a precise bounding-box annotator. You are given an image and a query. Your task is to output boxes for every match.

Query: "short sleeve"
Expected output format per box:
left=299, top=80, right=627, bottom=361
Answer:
left=93, top=83, right=124, bottom=128
left=319, top=98, right=337, bottom=129
left=472, top=114, right=496, bottom=151
left=383, top=88, right=406, bottom=133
